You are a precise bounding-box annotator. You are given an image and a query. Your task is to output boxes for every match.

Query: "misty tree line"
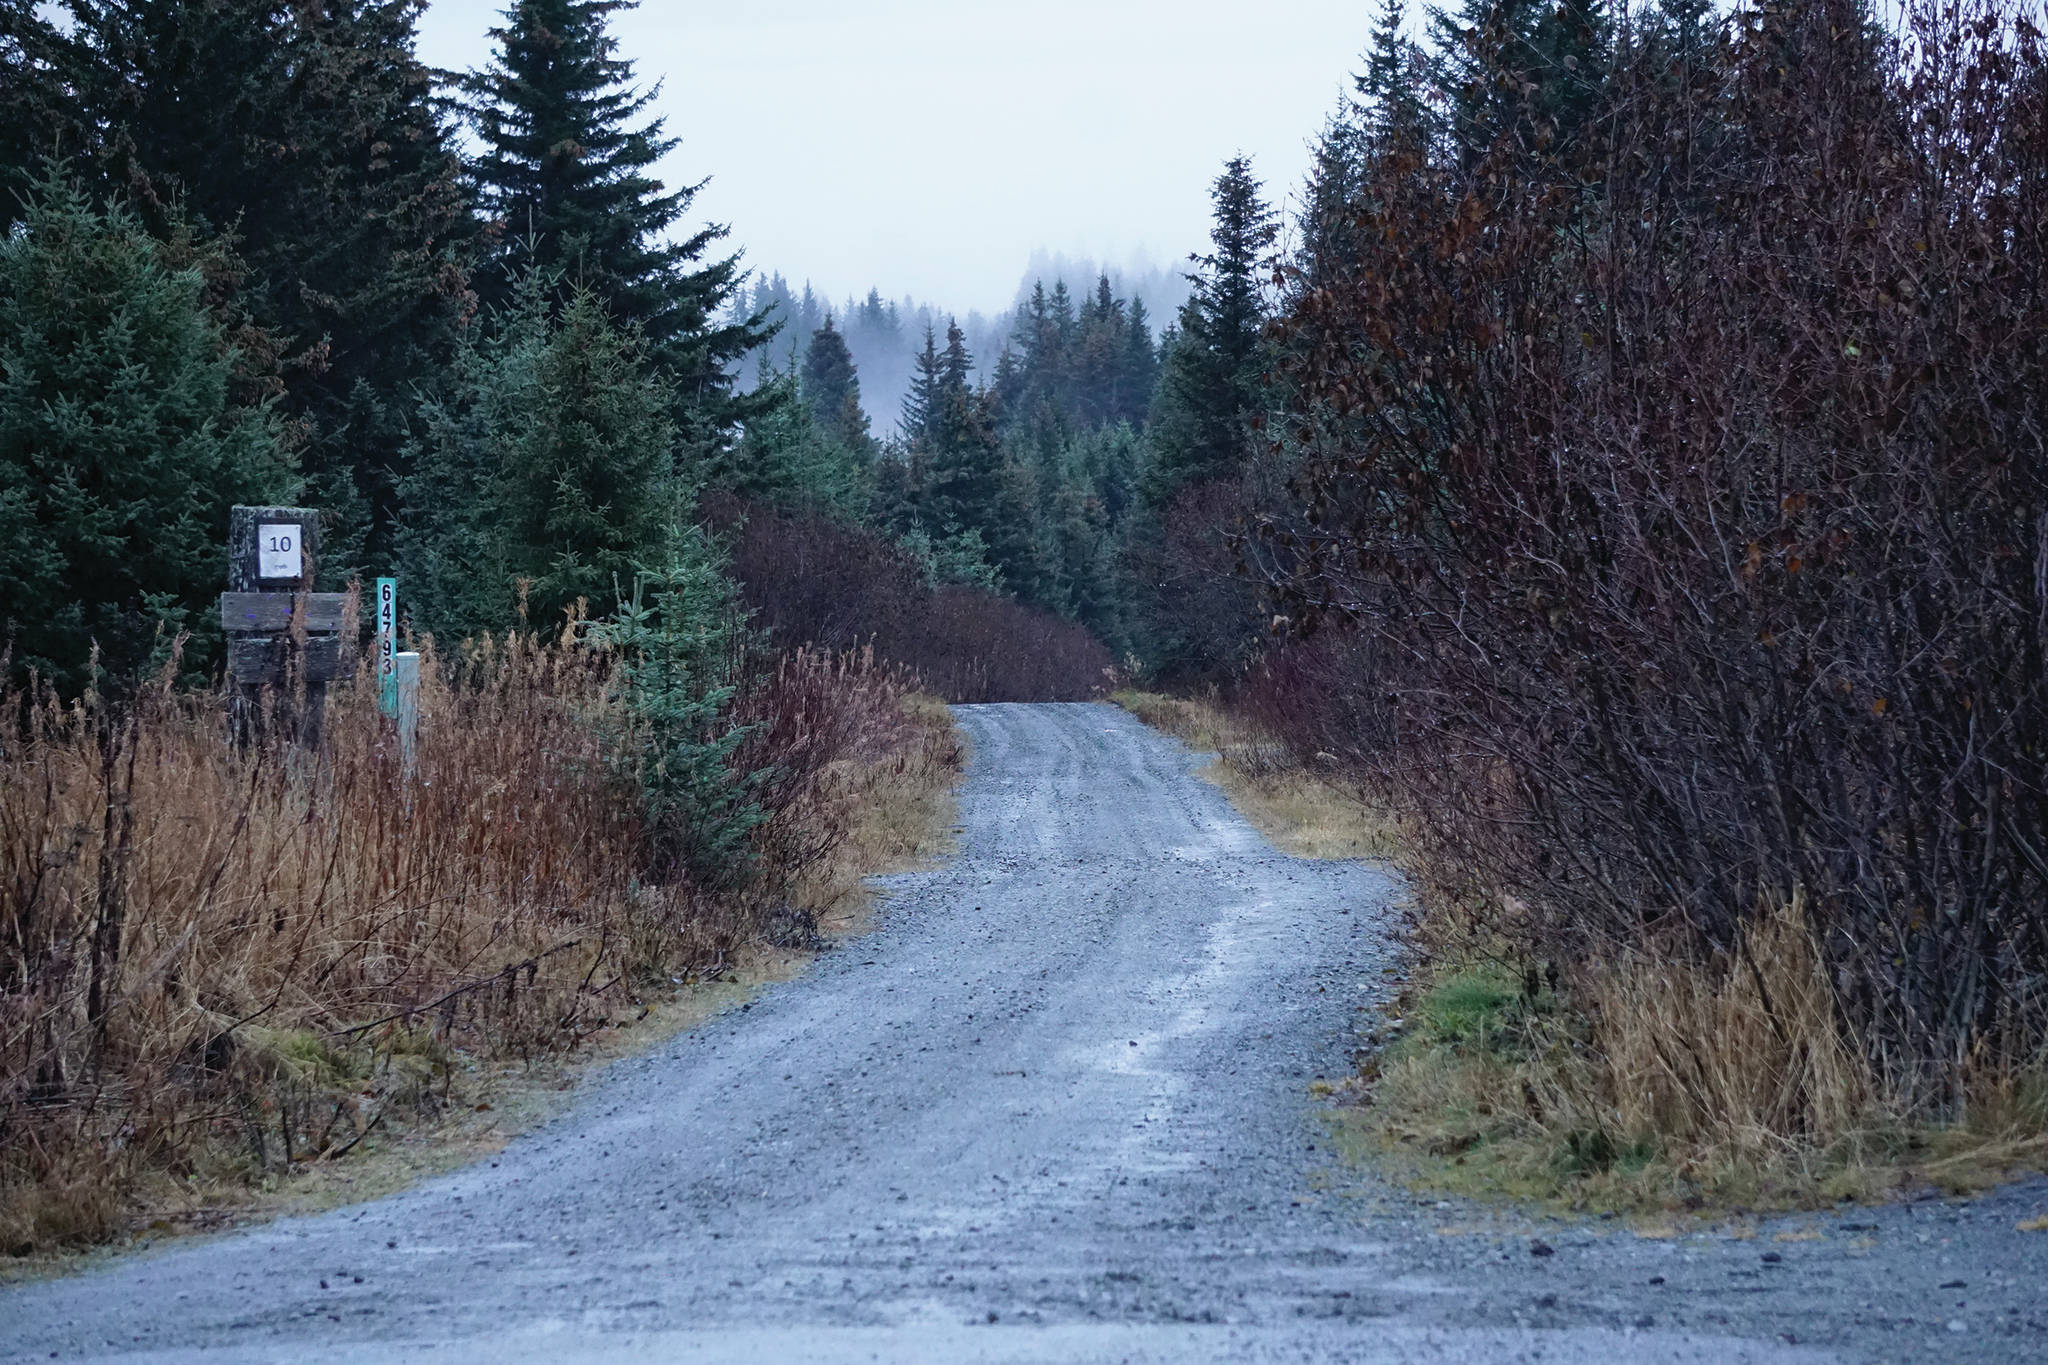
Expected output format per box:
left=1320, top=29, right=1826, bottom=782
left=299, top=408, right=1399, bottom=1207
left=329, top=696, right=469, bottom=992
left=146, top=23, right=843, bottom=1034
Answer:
left=727, top=256, right=1193, bottom=432
left=705, top=166, right=1282, bottom=679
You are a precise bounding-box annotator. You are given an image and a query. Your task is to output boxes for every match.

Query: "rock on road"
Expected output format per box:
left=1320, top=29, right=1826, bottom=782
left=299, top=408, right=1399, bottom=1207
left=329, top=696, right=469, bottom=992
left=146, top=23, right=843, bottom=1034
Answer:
left=4, top=703, right=2044, bottom=1363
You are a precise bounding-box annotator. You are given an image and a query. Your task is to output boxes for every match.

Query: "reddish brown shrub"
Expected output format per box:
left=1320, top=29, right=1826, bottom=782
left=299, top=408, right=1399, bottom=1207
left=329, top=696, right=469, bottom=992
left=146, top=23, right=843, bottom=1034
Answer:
left=1254, top=0, right=2048, bottom=1099
left=717, top=499, right=1113, bottom=703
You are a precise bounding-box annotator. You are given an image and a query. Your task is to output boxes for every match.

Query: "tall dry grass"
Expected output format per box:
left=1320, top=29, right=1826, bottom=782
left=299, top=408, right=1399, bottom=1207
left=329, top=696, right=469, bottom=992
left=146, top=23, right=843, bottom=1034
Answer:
left=1123, top=685, right=2047, bottom=1207
left=1357, top=894, right=2048, bottom=1211
left=0, top=630, right=956, bottom=1254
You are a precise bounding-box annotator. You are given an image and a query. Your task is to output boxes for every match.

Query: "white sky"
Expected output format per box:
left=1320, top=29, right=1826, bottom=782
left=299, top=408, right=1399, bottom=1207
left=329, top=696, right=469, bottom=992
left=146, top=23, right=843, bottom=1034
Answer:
left=416, top=1, right=1379, bottom=314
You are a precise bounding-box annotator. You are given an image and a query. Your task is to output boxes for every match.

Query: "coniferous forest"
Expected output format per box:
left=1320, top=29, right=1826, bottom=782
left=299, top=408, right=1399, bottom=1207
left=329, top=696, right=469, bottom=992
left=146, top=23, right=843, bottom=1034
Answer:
left=4, top=0, right=2048, bottom=1251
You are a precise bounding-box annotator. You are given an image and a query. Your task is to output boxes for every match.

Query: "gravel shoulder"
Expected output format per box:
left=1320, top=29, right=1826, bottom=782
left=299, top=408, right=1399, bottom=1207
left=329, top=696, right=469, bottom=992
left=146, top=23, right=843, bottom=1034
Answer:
left=2, top=702, right=2042, bottom=1363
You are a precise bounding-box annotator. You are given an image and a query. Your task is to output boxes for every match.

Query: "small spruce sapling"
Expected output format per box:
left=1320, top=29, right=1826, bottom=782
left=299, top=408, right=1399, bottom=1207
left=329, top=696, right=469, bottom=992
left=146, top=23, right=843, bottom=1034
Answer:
left=600, top=530, right=764, bottom=890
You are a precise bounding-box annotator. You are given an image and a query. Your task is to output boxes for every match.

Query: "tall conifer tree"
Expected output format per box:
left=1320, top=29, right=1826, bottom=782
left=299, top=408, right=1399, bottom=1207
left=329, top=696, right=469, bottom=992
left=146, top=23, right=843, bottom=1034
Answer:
left=1146, top=155, right=1276, bottom=503
left=465, top=0, right=766, bottom=437
left=1427, top=0, right=1610, bottom=166
left=0, top=173, right=290, bottom=690
left=800, top=316, right=869, bottom=454
left=59, top=0, right=479, bottom=573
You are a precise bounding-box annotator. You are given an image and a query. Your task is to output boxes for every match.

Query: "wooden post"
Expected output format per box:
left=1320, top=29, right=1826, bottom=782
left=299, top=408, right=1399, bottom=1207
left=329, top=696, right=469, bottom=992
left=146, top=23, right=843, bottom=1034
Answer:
left=224, top=506, right=344, bottom=750
left=394, top=651, right=422, bottom=776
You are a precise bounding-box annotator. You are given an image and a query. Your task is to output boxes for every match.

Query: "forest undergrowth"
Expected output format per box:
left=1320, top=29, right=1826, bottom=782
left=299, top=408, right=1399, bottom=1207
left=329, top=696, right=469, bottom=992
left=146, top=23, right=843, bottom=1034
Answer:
left=0, top=628, right=959, bottom=1259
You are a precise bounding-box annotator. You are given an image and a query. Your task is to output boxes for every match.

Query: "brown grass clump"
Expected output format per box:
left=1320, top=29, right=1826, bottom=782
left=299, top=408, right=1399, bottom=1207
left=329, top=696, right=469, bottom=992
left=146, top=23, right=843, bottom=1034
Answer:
left=1350, top=895, right=2048, bottom=1214
left=0, top=633, right=958, bottom=1256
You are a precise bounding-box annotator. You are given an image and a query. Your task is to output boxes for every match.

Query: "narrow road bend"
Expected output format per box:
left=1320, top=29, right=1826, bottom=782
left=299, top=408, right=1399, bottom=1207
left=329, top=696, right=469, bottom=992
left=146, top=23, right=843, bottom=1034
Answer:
left=2, top=703, right=2042, bottom=1363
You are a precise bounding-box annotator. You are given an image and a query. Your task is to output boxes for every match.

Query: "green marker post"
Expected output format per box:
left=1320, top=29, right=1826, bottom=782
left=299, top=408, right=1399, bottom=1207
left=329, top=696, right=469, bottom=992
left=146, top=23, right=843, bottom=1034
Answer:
left=375, top=577, right=399, bottom=717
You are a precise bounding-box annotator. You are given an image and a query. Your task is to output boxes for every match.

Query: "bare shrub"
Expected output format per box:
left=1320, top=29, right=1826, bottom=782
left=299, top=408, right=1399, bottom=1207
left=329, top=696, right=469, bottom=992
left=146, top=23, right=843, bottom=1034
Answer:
left=719, top=499, right=1114, bottom=702
left=1259, top=0, right=2048, bottom=1108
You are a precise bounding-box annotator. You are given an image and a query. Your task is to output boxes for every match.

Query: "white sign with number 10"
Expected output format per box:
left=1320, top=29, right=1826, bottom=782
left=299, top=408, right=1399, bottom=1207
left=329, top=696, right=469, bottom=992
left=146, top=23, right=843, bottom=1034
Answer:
left=258, top=523, right=302, bottom=580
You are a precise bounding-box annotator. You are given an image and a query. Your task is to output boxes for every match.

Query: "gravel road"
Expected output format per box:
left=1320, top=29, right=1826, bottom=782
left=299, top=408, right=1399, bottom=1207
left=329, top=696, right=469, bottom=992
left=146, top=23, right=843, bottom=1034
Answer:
left=3, top=702, right=2043, bottom=1363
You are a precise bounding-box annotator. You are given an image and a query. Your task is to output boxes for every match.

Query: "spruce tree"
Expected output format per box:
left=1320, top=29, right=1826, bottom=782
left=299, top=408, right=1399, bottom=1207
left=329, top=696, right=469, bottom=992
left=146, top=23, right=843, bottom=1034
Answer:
left=465, top=0, right=765, bottom=435
left=1146, top=156, right=1277, bottom=504
left=399, top=279, right=679, bottom=638
left=1360, top=0, right=1428, bottom=146
left=914, top=320, right=1005, bottom=567
left=714, top=358, right=867, bottom=514
left=1303, top=0, right=1432, bottom=287
left=59, top=0, right=479, bottom=576
left=493, top=288, right=680, bottom=630
left=600, top=533, right=763, bottom=891
left=0, top=2, right=72, bottom=233
left=1427, top=0, right=1611, bottom=166
left=1074, top=275, right=1126, bottom=429
left=0, top=172, right=290, bottom=691
left=1119, top=297, right=1158, bottom=428
left=899, top=326, right=943, bottom=445
left=800, top=316, right=871, bottom=455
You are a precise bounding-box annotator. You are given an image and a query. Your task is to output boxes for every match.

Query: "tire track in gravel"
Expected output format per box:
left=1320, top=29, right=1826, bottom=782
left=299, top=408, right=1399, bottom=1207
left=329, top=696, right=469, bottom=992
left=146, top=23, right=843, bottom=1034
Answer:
left=2, top=702, right=2042, bottom=1363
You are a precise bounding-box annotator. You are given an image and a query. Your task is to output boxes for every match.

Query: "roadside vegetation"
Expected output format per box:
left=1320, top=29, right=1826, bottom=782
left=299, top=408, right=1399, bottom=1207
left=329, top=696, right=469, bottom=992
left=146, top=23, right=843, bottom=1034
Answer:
left=0, top=628, right=959, bottom=1257
left=1121, top=0, right=2048, bottom=1216
left=1112, top=690, right=1397, bottom=861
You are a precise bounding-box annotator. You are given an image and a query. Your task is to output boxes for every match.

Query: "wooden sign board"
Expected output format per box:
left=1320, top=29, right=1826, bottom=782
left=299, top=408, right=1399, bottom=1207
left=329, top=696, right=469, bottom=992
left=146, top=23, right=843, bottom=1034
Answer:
left=220, top=592, right=349, bottom=634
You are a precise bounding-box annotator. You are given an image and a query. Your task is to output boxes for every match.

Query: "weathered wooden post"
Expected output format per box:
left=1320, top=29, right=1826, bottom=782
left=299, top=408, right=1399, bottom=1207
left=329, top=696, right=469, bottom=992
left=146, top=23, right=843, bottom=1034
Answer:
left=222, top=506, right=347, bottom=749
left=393, top=650, right=422, bottom=775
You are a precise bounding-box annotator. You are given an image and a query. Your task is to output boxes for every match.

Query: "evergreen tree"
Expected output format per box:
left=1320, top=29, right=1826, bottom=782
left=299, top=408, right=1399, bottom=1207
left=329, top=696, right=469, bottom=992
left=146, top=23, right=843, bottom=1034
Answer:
left=1360, top=0, right=1429, bottom=147
left=985, top=344, right=1025, bottom=431
left=599, top=531, right=762, bottom=890
left=0, top=2, right=73, bottom=233
left=0, top=172, right=290, bottom=691
left=1119, top=298, right=1158, bottom=428
left=920, top=321, right=1001, bottom=538
left=1146, top=155, right=1277, bottom=503
left=493, top=288, right=679, bottom=630
left=466, top=0, right=766, bottom=433
left=1427, top=0, right=1611, bottom=166
left=1074, top=275, right=1126, bottom=429
left=713, top=358, right=867, bottom=514
left=980, top=453, right=1052, bottom=606
left=939, top=318, right=976, bottom=402
left=59, top=0, right=479, bottom=575
left=799, top=316, right=870, bottom=455
left=400, top=279, right=679, bottom=637
left=899, top=326, right=942, bottom=445
left=1303, top=0, right=1431, bottom=287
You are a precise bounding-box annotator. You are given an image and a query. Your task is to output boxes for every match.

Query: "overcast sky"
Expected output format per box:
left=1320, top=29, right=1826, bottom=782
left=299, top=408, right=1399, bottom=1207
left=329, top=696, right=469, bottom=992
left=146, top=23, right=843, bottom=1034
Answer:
left=416, top=1, right=1379, bottom=314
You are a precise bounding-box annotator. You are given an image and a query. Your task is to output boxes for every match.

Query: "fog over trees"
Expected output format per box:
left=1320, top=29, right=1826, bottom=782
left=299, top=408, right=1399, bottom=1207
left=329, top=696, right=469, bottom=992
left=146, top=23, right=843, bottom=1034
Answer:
left=730, top=255, right=1193, bottom=433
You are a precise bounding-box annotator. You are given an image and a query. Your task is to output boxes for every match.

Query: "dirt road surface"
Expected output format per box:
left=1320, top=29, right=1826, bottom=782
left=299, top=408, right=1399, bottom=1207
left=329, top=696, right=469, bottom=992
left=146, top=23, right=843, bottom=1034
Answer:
left=3, top=703, right=2043, bottom=1363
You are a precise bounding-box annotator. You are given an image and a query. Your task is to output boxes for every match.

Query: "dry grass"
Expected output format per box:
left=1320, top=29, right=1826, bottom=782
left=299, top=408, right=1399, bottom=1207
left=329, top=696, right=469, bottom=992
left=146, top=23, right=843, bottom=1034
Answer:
left=1112, top=690, right=1398, bottom=860
left=0, top=631, right=960, bottom=1259
left=1343, top=896, right=2048, bottom=1215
